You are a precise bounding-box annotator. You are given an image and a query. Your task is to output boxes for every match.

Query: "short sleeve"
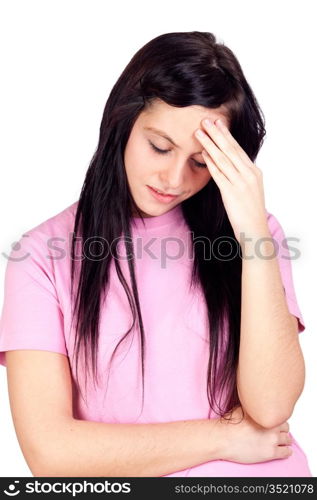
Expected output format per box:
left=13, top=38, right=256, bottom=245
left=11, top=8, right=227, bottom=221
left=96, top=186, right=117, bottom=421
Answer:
left=266, top=212, right=306, bottom=333
left=0, top=230, right=68, bottom=367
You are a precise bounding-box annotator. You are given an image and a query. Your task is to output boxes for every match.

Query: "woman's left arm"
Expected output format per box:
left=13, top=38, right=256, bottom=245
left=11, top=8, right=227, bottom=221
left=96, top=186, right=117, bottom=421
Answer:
left=194, top=117, right=305, bottom=429
left=237, top=230, right=305, bottom=429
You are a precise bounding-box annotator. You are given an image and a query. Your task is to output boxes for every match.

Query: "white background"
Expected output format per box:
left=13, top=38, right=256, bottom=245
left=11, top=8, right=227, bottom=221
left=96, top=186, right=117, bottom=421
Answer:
left=0, top=0, right=316, bottom=477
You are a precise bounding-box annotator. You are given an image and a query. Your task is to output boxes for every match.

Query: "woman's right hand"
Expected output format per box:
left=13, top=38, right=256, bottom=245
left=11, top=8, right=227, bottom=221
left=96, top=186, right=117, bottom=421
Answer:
left=216, top=405, right=293, bottom=464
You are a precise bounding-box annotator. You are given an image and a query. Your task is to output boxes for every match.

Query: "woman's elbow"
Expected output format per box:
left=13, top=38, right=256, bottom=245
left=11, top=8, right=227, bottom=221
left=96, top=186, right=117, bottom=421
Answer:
left=252, top=408, right=294, bottom=429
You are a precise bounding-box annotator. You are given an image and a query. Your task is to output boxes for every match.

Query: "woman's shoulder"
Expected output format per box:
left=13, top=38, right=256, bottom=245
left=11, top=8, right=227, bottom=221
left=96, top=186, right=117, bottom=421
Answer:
left=264, top=208, right=286, bottom=237
left=5, top=201, right=79, bottom=275
left=25, top=200, right=78, bottom=239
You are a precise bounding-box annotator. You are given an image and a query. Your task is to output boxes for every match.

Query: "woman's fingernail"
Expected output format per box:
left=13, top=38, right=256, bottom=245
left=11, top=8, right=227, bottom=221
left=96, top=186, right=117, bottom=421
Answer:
left=195, top=129, right=204, bottom=138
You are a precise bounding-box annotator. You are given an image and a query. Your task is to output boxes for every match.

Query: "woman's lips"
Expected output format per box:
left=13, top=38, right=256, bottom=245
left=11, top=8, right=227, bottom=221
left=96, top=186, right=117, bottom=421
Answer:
left=147, top=185, right=179, bottom=203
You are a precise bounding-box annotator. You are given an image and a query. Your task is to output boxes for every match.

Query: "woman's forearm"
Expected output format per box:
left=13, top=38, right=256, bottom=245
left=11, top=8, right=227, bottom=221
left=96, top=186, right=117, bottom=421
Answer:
left=237, top=232, right=305, bottom=428
left=33, top=417, right=225, bottom=477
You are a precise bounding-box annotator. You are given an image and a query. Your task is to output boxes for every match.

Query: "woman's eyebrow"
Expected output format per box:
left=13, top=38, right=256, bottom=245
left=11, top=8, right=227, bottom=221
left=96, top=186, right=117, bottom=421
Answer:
left=143, top=126, right=203, bottom=154
left=143, top=126, right=180, bottom=147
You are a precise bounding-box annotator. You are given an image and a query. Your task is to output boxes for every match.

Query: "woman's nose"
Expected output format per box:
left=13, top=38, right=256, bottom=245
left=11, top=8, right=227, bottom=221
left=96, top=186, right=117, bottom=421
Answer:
left=160, top=161, right=185, bottom=191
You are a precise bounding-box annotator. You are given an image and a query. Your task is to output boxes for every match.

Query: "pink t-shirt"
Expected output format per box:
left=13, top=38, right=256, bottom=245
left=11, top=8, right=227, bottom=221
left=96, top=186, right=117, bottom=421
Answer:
left=0, top=201, right=312, bottom=477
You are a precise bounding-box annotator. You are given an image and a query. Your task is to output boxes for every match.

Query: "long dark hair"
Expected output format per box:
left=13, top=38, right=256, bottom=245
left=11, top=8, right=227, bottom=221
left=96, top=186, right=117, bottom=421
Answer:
left=70, top=31, right=266, bottom=421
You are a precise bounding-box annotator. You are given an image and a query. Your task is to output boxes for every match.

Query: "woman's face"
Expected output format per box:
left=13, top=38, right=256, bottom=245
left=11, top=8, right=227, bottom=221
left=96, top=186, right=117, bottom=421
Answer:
left=124, top=99, right=230, bottom=217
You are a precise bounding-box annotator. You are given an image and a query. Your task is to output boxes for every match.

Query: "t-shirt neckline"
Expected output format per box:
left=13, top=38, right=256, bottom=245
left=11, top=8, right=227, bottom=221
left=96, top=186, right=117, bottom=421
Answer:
left=131, top=203, right=184, bottom=230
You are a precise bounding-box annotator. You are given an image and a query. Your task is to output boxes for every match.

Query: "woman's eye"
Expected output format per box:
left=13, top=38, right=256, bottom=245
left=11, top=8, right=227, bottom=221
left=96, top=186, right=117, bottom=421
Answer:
left=194, top=160, right=207, bottom=169
left=148, top=141, right=207, bottom=169
left=149, top=142, right=169, bottom=155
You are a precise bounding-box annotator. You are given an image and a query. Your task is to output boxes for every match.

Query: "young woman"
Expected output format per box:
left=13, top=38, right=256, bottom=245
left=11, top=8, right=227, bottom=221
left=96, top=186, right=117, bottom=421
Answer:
left=0, top=31, right=312, bottom=477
